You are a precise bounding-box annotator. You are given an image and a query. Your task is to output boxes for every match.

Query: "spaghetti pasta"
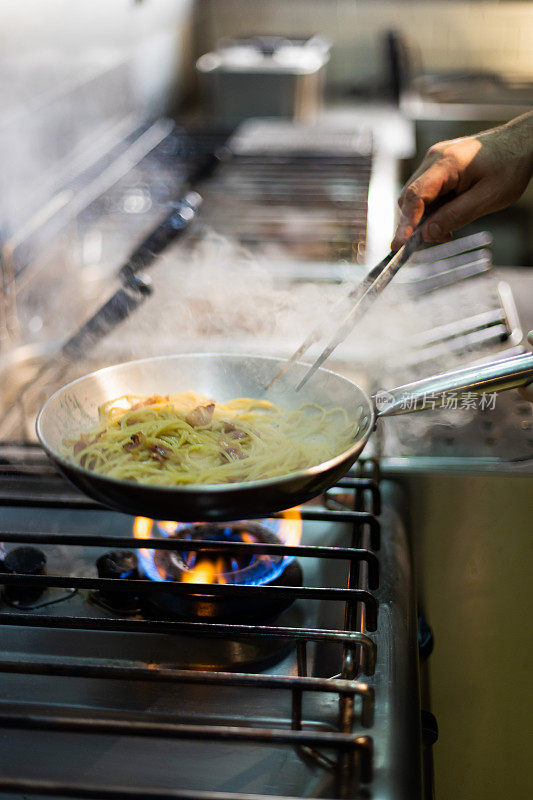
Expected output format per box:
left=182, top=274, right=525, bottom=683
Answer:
left=62, top=392, right=356, bottom=486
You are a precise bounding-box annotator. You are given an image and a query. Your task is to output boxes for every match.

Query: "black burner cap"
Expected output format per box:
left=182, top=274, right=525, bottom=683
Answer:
left=96, top=550, right=138, bottom=580
left=94, top=550, right=139, bottom=612
left=3, top=546, right=47, bottom=605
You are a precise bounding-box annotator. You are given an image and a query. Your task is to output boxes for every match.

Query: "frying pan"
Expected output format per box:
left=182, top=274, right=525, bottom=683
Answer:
left=37, top=352, right=533, bottom=521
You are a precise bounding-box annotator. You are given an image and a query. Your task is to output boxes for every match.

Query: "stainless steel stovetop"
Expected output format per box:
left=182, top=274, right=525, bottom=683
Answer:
left=0, top=455, right=422, bottom=800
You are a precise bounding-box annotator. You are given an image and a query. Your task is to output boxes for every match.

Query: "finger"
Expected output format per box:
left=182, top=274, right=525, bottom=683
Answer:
left=392, top=162, right=458, bottom=250
left=397, top=155, right=438, bottom=207
left=392, top=157, right=437, bottom=250
left=400, top=161, right=459, bottom=219
left=420, top=178, right=496, bottom=242
left=391, top=215, right=449, bottom=251
left=391, top=211, right=416, bottom=251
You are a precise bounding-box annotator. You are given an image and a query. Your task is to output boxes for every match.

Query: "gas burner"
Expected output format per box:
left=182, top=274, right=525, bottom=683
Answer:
left=147, top=558, right=303, bottom=622
left=133, top=517, right=303, bottom=622
left=93, top=550, right=140, bottom=613
left=153, top=522, right=292, bottom=585
left=2, top=546, right=47, bottom=606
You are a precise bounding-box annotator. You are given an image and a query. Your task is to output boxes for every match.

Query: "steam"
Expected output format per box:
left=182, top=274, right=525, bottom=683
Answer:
left=90, top=227, right=418, bottom=383
left=2, top=225, right=511, bottom=457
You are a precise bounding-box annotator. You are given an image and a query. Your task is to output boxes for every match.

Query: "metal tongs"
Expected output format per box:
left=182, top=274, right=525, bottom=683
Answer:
left=267, top=198, right=449, bottom=392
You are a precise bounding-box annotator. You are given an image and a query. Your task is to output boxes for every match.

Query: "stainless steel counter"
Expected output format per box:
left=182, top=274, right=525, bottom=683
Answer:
left=402, top=470, right=533, bottom=800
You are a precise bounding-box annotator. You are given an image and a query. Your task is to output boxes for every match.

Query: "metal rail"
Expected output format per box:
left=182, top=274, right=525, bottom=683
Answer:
left=0, top=613, right=376, bottom=674
left=0, top=658, right=374, bottom=727
left=0, top=497, right=380, bottom=550
left=0, top=780, right=368, bottom=800
left=0, top=709, right=371, bottom=749
left=0, top=531, right=379, bottom=589
left=0, top=573, right=379, bottom=630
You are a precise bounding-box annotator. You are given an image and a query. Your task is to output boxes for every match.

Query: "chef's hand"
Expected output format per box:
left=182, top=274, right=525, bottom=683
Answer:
left=518, top=331, right=533, bottom=402
left=392, top=111, right=533, bottom=251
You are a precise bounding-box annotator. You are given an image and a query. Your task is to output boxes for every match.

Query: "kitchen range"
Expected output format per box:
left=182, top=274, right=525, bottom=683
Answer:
left=0, top=111, right=531, bottom=800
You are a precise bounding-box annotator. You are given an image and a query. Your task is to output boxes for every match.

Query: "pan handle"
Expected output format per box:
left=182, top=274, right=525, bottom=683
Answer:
left=374, top=352, right=533, bottom=418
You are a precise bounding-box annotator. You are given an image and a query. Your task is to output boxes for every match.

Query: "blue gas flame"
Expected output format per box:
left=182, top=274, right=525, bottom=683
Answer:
left=136, top=518, right=297, bottom=586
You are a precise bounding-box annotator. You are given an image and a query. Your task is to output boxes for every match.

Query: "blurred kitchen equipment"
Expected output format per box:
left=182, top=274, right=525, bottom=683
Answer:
left=37, top=351, right=533, bottom=522
left=270, top=195, right=452, bottom=391
left=196, top=35, right=330, bottom=123
left=199, top=118, right=373, bottom=263
left=0, top=189, right=203, bottom=441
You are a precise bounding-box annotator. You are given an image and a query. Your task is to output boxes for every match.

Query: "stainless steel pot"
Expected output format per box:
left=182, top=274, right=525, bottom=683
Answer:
left=36, top=352, right=533, bottom=521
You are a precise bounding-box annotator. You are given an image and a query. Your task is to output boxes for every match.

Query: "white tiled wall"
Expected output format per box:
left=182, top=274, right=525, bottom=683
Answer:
left=197, top=1, right=533, bottom=88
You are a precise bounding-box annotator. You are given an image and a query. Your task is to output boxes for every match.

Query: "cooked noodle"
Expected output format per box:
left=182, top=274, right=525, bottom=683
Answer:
left=62, top=392, right=356, bottom=486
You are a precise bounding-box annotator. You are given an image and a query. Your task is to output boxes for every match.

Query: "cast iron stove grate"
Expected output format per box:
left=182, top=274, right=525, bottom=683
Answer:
left=0, top=448, right=403, bottom=800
